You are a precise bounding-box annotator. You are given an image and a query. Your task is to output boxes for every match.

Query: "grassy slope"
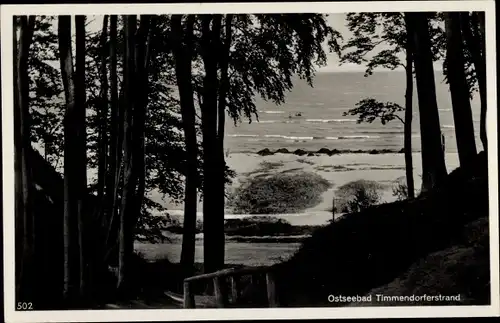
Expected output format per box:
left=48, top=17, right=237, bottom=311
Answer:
left=269, top=152, right=489, bottom=307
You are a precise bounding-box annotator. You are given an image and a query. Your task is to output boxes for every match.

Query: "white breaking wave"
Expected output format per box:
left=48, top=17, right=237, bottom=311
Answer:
left=228, top=134, right=259, bottom=138
left=258, top=110, right=286, bottom=114
left=264, top=134, right=314, bottom=140
left=305, top=118, right=357, bottom=123
left=229, top=134, right=382, bottom=141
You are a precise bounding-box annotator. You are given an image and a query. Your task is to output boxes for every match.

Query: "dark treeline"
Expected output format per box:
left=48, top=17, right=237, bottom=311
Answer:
left=13, top=11, right=487, bottom=309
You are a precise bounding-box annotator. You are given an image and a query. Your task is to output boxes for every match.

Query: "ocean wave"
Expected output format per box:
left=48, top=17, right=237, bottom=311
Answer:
left=230, top=134, right=383, bottom=141
left=265, top=135, right=314, bottom=140
left=305, top=118, right=357, bottom=123
left=228, top=134, right=259, bottom=138
left=258, top=110, right=286, bottom=114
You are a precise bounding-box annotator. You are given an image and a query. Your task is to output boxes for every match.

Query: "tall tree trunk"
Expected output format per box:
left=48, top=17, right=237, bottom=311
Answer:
left=130, top=15, right=152, bottom=233
left=403, top=13, right=415, bottom=199
left=97, top=16, right=109, bottom=208
left=59, top=15, right=82, bottom=303
left=15, top=15, right=36, bottom=304
left=213, top=14, right=233, bottom=270
left=75, top=14, right=87, bottom=300
left=117, top=15, right=137, bottom=293
left=106, top=15, right=120, bottom=258
left=200, top=15, right=225, bottom=275
left=13, top=15, right=24, bottom=301
left=407, top=12, right=447, bottom=192
left=171, top=14, right=198, bottom=278
left=462, top=12, right=487, bottom=152
left=444, top=12, right=477, bottom=169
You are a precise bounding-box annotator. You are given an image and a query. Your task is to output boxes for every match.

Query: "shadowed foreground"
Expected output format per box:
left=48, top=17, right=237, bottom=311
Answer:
left=269, top=151, right=489, bottom=307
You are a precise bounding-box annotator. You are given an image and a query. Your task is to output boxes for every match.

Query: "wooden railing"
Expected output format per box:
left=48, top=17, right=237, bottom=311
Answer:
left=183, top=266, right=279, bottom=308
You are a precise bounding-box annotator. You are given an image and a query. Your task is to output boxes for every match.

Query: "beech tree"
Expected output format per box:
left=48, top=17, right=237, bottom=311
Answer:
left=192, top=14, right=338, bottom=273
left=58, top=14, right=87, bottom=302
left=170, top=15, right=199, bottom=277
left=117, top=15, right=153, bottom=293
left=407, top=12, right=447, bottom=192
left=341, top=13, right=417, bottom=198
left=444, top=12, right=477, bottom=169
left=460, top=12, right=486, bottom=151
left=14, top=15, right=37, bottom=304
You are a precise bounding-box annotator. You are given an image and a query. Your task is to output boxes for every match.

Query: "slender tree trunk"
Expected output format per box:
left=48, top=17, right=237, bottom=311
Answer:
left=408, top=12, right=447, bottom=192
left=74, top=14, right=87, bottom=300
left=15, top=15, right=36, bottom=303
left=130, top=15, right=152, bottom=233
left=444, top=12, right=477, bottom=169
left=462, top=12, right=487, bottom=152
left=213, top=14, right=233, bottom=270
left=200, top=14, right=225, bottom=274
left=403, top=13, right=415, bottom=199
left=172, top=14, right=198, bottom=278
left=59, top=15, right=82, bottom=303
left=476, top=12, right=487, bottom=152
left=13, top=16, right=24, bottom=301
left=106, top=15, right=120, bottom=258
left=117, top=15, right=137, bottom=293
left=97, top=16, right=109, bottom=207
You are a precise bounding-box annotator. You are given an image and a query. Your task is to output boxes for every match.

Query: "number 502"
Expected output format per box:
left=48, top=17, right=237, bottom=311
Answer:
left=17, top=302, right=33, bottom=310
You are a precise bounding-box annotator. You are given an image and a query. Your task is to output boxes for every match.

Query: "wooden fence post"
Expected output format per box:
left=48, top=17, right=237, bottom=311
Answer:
left=183, top=281, right=195, bottom=308
left=265, top=271, right=279, bottom=307
left=213, top=276, right=227, bottom=308
left=229, top=276, right=240, bottom=304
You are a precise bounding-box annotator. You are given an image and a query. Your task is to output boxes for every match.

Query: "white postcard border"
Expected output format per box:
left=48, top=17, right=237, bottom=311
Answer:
left=2, top=1, right=498, bottom=321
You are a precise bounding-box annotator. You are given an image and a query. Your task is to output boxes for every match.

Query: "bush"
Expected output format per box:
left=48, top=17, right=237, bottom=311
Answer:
left=392, top=176, right=409, bottom=201
left=227, top=171, right=332, bottom=214
left=333, top=179, right=384, bottom=214
left=392, top=176, right=420, bottom=201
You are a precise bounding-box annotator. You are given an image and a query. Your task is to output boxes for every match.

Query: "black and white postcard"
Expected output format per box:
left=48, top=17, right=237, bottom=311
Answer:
left=2, top=1, right=499, bottom=321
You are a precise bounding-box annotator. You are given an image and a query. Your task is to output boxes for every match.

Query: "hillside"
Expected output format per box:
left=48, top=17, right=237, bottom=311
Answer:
left=269, top=151, right=490, bottom=307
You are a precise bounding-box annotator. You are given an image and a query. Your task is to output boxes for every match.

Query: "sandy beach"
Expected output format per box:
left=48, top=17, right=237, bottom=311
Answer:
left=156, top=152, right=461, bottom=226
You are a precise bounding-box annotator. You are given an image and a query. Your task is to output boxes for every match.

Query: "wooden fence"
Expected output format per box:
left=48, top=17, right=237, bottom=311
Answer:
left=183, top=266, right=279, bottom=308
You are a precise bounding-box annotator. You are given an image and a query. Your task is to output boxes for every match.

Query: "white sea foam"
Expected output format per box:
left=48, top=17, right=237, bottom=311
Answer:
left=258, top=110, right=286, bottom=114
left=305, top=118, right=357, bottom=123
left=230, top=134, right=383, bottom=141
left=228, top=134, right=259, bottom=138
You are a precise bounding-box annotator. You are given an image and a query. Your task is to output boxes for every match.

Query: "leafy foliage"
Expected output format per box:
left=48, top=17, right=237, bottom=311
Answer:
left=343, top=98, right=405, bottom=125
left=391, top=176, right=417, bottom=201
left=224, top=14, right=340, bottom=125
left=28, top=16, right=65, bottom=168
left=333, top=179, right=384, bottom=214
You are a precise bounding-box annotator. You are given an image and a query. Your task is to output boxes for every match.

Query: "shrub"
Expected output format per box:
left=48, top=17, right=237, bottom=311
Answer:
left=392, top=176, right=409, bottom=201
left=392, top=176, right=420, bottom=201
left=227, top=171, right=332, bottom=214
left=333, top=179, right=384, bottom=214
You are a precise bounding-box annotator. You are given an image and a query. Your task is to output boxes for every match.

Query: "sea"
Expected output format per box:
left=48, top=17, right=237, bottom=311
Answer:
left=224, top=70, right=483, bottom=154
